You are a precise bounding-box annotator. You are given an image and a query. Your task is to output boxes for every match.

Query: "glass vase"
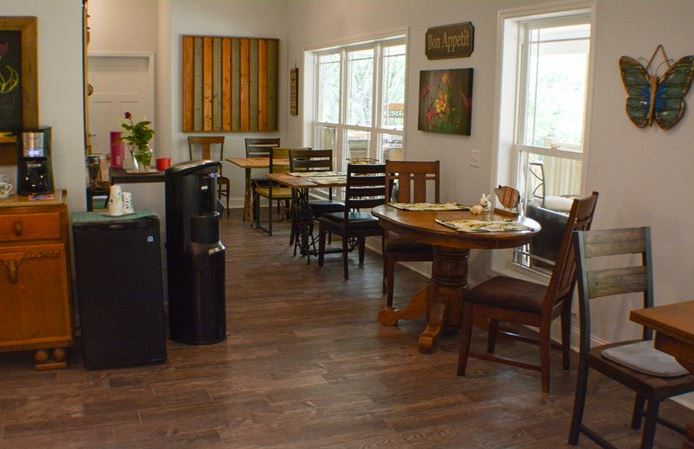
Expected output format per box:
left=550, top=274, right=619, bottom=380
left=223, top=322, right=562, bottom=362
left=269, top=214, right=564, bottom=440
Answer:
left=133, top=144, right=153, bottom=173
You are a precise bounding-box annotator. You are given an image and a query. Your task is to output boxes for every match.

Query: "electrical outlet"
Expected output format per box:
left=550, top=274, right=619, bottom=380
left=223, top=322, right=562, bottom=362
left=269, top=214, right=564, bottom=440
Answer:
left=469, top=149, right=480, bottom=168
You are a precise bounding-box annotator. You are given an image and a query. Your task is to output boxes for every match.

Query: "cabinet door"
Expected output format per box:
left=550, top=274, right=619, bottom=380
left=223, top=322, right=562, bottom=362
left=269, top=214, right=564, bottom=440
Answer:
left=0, top=242, right=72, bottom=351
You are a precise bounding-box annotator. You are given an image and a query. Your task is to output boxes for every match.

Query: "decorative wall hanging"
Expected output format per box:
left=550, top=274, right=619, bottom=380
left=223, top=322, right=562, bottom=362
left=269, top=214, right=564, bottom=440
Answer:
left=289, top=67, right=298, bottom=116
left=417, top=68, right=473, bottom=135
left=181, top=35, right=278, bottom=133
left=619, top=44, right=694, bottom=130
left=0, top=17, right=38, bottom=165
left=425, top=22, right=474, bottom=60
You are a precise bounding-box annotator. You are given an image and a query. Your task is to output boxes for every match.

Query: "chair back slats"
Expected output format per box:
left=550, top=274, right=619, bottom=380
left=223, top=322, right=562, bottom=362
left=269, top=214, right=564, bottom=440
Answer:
left=574, top=226, right=653, bottom=350
left=586, top=266, right=648, bottom=299
left=495, top=185, right=520, bottom=209
left=544, top=192, right=599, bottom=311
left=385, top=160, right=440, bottom=203
left=583, top=228, right=648, bottom=258
left=188, top=136, right=226, bottom=173
left=289, top=149, right=331, bottom=172
left=245, top=137, right=280, bottom=158
left=344, top=163, right=386, bottom=213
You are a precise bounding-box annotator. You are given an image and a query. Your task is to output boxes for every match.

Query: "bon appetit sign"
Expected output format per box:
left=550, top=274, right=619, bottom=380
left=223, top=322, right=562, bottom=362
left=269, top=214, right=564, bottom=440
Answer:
left=425, top=22, right=474, bottom=59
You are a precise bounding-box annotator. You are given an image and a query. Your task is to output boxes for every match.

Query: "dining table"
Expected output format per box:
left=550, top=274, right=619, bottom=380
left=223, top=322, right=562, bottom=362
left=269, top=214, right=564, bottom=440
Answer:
left=266, top=171, right=346, bottom=260
left=630, top=301, right=694, bottom=449
left=226, top=157, right=289, bottom=222
left=372, top=204, right=540, bottom=353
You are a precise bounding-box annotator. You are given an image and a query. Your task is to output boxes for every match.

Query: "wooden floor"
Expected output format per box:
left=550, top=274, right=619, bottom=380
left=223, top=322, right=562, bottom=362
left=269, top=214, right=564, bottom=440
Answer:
left=0, top=212, right=691, bottom=449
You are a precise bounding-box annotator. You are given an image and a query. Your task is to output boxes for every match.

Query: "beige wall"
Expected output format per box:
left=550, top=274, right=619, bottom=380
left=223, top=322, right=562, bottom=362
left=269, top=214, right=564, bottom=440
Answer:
left=88, top=0, right=159, bottom=53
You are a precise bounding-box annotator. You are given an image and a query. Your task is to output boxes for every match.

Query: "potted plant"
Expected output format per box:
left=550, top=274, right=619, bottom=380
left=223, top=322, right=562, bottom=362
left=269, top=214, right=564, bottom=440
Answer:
left=121, top=112, right=155, bottom=172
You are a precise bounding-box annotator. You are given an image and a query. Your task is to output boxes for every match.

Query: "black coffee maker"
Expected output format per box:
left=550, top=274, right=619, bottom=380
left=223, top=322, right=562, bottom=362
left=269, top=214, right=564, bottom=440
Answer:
left=165, top=160, right=226, bottom=345
left=17, top=127, right=53, bottom=195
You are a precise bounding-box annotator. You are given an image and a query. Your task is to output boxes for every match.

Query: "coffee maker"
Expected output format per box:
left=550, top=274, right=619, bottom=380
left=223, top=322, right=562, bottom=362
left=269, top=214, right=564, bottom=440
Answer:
left=17, top=127, right=53, bottom=195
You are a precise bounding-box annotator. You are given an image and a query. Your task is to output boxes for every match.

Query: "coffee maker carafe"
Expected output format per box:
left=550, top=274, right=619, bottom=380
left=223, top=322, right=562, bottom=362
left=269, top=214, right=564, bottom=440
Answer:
left=17, top=127, right=53, bottom=195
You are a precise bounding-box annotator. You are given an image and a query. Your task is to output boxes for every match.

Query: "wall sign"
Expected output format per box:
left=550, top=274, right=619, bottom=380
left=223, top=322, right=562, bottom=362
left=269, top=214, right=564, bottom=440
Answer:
left=181, top=35, right=279, bottom=133
left=425, top=22, right=474, bottom=60
left=289, top=67, right=298, bottom=116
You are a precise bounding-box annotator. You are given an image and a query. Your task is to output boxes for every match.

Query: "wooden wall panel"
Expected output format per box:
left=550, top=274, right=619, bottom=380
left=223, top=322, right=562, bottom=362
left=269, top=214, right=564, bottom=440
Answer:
left=181, top=35, right=279, bottom=133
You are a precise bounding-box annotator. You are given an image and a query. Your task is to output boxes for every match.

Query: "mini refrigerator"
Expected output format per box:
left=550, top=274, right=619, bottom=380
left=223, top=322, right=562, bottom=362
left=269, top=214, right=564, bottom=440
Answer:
left=72, top=211, right=166, bottom=369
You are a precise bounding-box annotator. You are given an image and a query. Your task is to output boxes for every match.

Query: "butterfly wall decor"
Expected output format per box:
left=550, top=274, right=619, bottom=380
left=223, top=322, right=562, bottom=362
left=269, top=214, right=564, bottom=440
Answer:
left=619, top=45, right=694, bottom=130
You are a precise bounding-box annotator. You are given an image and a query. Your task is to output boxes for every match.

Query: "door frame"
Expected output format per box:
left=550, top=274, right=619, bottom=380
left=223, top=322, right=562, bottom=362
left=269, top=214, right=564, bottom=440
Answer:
left=87, top=52, right=156, bottom=148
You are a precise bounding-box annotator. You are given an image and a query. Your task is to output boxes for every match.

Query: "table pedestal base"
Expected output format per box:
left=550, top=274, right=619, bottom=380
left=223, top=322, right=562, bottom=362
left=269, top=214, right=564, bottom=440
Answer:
left=378, top=246, right=469, bottom=353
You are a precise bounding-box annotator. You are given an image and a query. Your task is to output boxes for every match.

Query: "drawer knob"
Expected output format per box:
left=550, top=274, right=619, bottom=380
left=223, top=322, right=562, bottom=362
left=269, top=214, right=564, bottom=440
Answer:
left=6, top=260, right=18, bottom=283
left=13, top=221, right=23, bottom=237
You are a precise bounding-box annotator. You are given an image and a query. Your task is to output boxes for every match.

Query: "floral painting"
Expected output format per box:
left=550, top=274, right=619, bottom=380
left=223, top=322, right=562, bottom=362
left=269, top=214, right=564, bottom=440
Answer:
left=418, top=68, right=473, bottom=135
left=0, top=31, right=22, bottom=131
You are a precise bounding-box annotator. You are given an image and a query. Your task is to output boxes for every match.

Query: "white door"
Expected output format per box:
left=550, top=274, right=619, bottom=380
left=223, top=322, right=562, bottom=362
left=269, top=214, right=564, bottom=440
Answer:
left=87, top=55, right=154, bottom=155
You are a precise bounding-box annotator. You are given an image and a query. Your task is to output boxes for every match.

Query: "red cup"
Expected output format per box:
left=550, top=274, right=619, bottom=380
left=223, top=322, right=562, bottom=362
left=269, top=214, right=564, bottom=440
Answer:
left=156, top=157, right=172, bottom=171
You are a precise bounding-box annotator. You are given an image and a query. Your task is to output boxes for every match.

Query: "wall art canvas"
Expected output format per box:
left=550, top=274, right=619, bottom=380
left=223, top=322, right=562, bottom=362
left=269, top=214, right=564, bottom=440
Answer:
left=418, top=68, right=473, bottom=135
left=181, top=35, right=279, bottom=133
left=0, top=30, right=22, bottom=130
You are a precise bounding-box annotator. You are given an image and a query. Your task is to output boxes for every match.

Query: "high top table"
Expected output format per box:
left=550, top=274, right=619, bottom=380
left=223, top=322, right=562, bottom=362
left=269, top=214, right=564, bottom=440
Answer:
left=631, top=301, right=694, bottom=449
left=372, top=205, right=540, bottom=353
left=227, top=157, right=289, bottom=222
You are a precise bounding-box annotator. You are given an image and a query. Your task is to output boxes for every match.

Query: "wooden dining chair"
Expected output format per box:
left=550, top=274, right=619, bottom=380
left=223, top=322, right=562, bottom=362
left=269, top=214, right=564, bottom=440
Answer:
left=317, top=163, right=386, bottom=280
left=457, top=192, right=599, bottom=394
left=187, top=136, right=230, bottom=213
left=383, top=160, right=440, bottom=307
left=495, top=185, right=520, bottom=212
left=253, top=147, right=292, bottom=236
left=568, top=227, right=694, bottom=449
left=288, top=149, right=344, bottom=255
left=245, top=137, right=280, bottom=188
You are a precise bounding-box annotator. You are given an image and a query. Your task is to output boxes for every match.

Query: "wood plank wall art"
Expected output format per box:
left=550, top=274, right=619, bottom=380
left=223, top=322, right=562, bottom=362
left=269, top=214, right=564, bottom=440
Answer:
left=181, top=35, right=278, bottom=133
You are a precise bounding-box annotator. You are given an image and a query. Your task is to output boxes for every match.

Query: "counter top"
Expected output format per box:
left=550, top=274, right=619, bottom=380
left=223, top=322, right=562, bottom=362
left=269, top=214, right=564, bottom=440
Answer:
left=0, top=190, right=65, bottom=208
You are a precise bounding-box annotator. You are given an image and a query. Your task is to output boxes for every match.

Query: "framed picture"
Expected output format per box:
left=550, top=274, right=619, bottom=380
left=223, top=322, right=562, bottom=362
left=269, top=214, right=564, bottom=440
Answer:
left=417, top=68, right=473, bottom=135
left=0, top=17, right=38, bottom=165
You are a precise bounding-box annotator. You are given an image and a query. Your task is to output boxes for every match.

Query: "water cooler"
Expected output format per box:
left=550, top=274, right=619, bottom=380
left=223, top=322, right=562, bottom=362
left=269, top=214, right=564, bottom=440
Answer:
left=165, top=160, right=226, bottom=344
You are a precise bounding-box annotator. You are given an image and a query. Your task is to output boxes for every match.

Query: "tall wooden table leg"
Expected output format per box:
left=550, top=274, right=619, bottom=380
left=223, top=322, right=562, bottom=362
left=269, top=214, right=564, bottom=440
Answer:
left=378, top=246, right=469, bottom=353
left=684, top=424, right=694, bottom=449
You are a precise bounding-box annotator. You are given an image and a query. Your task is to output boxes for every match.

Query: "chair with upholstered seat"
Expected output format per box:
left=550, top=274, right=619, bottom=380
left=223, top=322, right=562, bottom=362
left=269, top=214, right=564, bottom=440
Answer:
left=317, top=163, right=386, bottom=280
left=457, top=192, right=599, bottom=394
left=382, top=160, right=440, bottom=307
left=253, top=147, right=292, bottom=236
left=188, top=136, right=230, bottom=213
left=568, top=227, right=694, bottom=449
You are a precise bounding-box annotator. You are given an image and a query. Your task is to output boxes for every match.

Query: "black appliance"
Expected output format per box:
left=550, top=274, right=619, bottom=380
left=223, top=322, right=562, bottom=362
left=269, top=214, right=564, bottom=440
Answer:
left=165, top=160, right=226, bottom=345
left=17, top=127, right=54, bottom=195
left=72, top=213, right=167, bottom=369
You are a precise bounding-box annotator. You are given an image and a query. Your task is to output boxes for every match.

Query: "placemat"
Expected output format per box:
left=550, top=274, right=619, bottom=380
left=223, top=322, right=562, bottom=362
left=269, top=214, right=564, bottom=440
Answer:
left=72, top=209, right=158, bottom=225
left=308, top=176, right=347, bottom=185
left=389, top=202, right=469, bottom=211
left=288, top=171, right=345, bottom=177
left=435, top=218, right=532, bottom=233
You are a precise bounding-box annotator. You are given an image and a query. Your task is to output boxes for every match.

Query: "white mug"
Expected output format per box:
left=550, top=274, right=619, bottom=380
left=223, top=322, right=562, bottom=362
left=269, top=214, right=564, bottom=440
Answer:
left=108, top=185, right=124, bottom=216
left=0, top=182, right=12, bottom=199
left=122, top=192, right=134, bottom=214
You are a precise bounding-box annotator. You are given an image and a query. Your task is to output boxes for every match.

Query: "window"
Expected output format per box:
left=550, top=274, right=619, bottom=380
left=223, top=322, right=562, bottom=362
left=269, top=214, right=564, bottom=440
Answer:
left=495, top=9, right=592, bottom=274
left=311, top=36, right=406, bottom=171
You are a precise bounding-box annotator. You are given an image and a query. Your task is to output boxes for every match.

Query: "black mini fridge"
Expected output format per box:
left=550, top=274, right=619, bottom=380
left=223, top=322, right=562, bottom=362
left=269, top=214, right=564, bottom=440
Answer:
left=72, top=211, right=166, bottom=369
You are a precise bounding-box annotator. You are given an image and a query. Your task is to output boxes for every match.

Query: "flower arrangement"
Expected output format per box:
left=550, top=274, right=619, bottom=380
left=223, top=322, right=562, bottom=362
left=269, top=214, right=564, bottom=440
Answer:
left=121, top=112, right=154, bottom=171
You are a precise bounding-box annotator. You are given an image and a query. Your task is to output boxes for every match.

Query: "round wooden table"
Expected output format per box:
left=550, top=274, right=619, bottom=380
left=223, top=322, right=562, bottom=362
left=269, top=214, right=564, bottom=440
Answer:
left=372, top=205, right=540, bottom=353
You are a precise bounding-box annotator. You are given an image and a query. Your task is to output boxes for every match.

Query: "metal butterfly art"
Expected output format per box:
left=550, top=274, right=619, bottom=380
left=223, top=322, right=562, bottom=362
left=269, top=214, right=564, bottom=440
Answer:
left=619, top=45, right=694, bottom=130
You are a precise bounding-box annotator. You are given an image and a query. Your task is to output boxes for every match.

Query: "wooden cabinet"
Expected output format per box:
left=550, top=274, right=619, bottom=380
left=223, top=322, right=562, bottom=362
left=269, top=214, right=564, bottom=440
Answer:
left=0, top=192, right=72, bottom=369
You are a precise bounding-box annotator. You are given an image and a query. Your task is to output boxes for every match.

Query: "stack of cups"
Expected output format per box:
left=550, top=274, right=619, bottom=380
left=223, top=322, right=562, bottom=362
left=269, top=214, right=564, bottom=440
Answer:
left=107, top=185, right=134, bottom=215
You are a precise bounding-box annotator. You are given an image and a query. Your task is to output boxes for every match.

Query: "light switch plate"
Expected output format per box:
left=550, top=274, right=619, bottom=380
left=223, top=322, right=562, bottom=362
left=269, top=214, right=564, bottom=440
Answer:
left=470, top=149, right=480, bottom=168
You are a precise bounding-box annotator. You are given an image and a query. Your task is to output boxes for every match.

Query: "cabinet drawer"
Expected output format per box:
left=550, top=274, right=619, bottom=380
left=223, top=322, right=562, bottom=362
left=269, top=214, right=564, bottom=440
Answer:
left=0, top=212, right=62, bottom=242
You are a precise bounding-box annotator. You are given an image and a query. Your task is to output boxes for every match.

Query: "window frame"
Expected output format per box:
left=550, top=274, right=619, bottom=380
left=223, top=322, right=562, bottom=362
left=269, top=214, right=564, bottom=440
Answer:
left=311, top=35, right=407, bottom=172
left=490, top=4, right=595, bottom=282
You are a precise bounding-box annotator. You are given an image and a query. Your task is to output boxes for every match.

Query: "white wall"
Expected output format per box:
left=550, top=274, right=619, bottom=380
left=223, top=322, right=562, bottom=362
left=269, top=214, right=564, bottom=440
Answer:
left=88, top=0, right=159, bottom=54
left=163, top=0, right=289, bottom=205
left=0, top=0, right=85, bottom=211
